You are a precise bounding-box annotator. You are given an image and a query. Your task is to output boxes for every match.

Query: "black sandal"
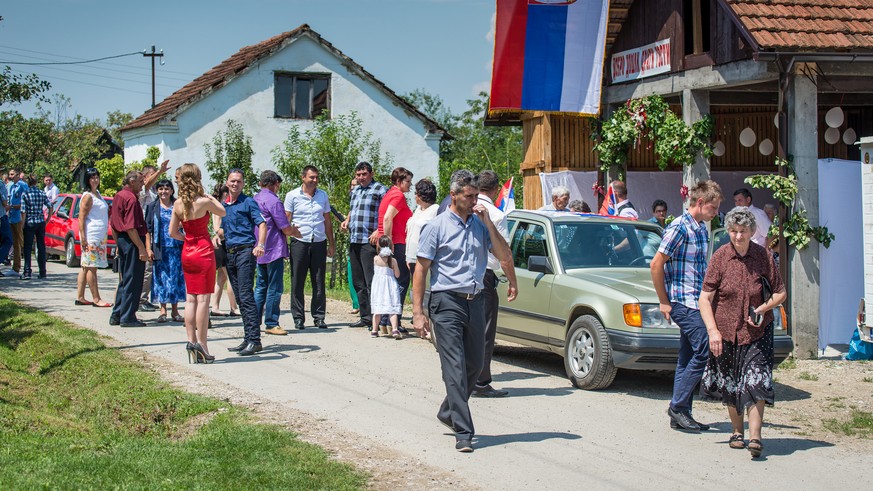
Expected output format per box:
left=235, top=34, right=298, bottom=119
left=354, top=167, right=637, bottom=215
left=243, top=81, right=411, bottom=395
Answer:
left=748, top=439, right=763, bottom=458
left=729, top=433, right=745, bottom=449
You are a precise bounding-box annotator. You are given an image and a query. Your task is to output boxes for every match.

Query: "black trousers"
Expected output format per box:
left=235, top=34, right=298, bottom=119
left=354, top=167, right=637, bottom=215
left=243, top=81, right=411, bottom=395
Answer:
left=349, top=242, right=377, bottom=322
left=226, top=246, right=259, bottom=344
left=290, top=238, right=327, bottom=323
left=111, top=234, right=146, bottom=323
left=430, top=291, right=486, bottom=440
left=23, top=222, right=47, bottom=277
left=476, top=269, right=499, bottom=389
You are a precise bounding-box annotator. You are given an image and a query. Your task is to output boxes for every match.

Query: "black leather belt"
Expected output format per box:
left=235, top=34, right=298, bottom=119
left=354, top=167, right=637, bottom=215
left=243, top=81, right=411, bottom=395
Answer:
left=445, top=290, right=480, bottom=301
left=226, top=243, right=253, bottom=254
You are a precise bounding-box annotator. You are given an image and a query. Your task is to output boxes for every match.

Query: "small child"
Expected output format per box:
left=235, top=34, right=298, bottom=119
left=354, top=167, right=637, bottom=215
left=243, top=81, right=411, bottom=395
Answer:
left=370, top=235, right=402, bottom=339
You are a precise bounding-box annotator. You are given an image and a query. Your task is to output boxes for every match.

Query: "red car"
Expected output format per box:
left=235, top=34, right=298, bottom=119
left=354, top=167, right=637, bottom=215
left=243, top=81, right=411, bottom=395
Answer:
left=45, top=193, right=116, bottom=268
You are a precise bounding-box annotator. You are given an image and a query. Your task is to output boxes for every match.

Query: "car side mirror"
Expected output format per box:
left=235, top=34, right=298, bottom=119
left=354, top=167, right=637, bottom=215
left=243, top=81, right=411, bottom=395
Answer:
left=528, top=255, right=554, bottom=274
left=56, top=210, right=69, bottom=220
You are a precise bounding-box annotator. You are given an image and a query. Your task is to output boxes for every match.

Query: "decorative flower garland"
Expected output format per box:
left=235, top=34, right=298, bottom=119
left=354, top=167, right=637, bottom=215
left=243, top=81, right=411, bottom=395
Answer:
left=745, top=157, right=834, bottom=250
left=590, top=95, right=714, bottom=174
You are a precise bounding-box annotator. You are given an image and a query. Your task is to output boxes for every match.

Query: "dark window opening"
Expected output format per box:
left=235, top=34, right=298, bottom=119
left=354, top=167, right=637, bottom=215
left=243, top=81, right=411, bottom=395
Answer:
left=275, top=73, right=330, bottom=119
left=683, top=0, right=711, bottom=56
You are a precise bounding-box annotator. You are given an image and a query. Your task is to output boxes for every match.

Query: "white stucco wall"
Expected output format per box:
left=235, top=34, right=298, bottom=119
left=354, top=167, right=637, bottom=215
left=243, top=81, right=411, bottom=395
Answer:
left=123, top=34, right=441, bottom=190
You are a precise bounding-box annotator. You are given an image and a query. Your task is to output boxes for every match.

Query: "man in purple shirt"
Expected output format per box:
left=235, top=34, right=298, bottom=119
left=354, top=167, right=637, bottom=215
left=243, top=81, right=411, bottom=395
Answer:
left=254, top=170, right=301, bottom=335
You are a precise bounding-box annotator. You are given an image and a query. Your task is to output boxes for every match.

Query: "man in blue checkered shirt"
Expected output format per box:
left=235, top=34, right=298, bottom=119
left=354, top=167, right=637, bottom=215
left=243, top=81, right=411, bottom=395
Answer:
left=650, top=180, right=722, bottom=433
left=20, top=174, right=52, bottom=279
left=341, top=162, right=386, bottom=328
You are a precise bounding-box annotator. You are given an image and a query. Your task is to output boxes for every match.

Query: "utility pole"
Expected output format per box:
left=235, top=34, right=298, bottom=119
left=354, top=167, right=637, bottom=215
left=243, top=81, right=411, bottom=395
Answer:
left=142, top=46, right=164, bottom=108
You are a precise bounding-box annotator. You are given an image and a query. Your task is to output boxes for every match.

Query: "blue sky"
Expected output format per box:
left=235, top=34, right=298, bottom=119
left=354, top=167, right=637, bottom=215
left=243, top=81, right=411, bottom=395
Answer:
left=1, top=0, right=496, bottom=121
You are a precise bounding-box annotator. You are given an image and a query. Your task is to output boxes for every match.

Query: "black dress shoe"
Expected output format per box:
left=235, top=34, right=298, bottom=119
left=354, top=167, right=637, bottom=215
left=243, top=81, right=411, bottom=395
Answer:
left=314, top=319, right=328, bottom=329
left=398, top=326, right=409, bottom=334
left=120, top=320, right=147, bottom=328
left=139, top=302, right=157, bottom=312
left=472, top=386, right=509, bottom=398
left=109, top=316, right=120, bottom=326
left=667, top=407, right=701, bottom=431
left=295, top=320, right=306, bottom=330
left=668, top=412, right=710, bottom=431
left=455, top=439, right=473, bottom=453
left=348, top=320, right=368, bottom=328
left=238, top=342, right=263, bottom=356
left=227, top=341, right=248, bottom=352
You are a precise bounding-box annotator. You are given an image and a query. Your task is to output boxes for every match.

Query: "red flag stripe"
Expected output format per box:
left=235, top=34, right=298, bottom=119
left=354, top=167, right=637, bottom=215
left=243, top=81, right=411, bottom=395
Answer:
left=490, top=0, right=528, bottom=111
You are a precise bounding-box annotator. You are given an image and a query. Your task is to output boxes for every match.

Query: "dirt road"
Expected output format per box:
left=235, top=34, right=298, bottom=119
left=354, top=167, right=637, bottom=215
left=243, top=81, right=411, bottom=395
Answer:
left=2, top=262, right=869, bottom=490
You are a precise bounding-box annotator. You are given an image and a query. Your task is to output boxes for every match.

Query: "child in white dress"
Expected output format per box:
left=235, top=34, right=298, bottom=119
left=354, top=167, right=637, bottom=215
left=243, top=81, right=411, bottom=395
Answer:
left=370, top=235, right=402, bottom=339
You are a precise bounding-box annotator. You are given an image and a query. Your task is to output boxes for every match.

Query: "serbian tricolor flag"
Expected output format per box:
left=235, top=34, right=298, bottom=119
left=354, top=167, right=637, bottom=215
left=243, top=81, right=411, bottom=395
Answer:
left=495, top=177, right=516, bottom=213
left=598, top=182, right=616, bottom=216
left=489, top=0, right=610, bottom=116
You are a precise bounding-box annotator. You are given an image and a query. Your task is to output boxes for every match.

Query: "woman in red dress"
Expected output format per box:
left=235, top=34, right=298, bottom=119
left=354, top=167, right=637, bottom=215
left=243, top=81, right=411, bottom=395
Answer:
left=170, top=163, right=226, bottom=363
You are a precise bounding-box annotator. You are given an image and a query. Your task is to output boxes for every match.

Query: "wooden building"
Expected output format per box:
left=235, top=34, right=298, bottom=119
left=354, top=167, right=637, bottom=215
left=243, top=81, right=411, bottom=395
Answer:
left=493, top=0, right=873, bottom=357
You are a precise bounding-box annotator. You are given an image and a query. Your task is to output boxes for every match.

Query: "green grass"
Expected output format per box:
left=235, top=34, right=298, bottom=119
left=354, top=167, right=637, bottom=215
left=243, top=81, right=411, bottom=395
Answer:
left=823, top=410, right=873, bottom=438
left=863, top=377, right=873, bottom=383
left=0, top=295, right=366, bottom=489
left=776, top=356, right=797, bottom=370
left=798, top=371, right=818, bottom=381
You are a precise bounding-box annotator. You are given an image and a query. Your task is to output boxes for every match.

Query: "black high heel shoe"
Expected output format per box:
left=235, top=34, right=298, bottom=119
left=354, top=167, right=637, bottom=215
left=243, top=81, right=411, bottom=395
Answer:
left=186, top=342, right=198, bottom=364
left=192, top=343, right=215, bottom=364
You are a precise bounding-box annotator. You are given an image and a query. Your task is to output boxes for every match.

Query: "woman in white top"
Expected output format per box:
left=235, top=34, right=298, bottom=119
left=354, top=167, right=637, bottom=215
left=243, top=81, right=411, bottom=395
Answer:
left=75, top=167, right=112, bottom=307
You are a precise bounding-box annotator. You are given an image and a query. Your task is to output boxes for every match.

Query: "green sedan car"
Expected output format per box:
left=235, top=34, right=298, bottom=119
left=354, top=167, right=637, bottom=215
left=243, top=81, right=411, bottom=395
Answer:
left=494, top=210, right=792, bottom=390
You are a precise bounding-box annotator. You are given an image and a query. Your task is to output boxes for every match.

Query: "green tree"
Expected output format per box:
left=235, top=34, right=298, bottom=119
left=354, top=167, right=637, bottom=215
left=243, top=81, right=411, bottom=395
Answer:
left=434, top=92, right=523, bottom=205
left=0, top=66, right=50, bottom=105
left=272, top=111, right=393, bottom=288
left=105, top=110, right=134, bottom=146
left=402, top=89, right=455, bottom=131
left=204, top=120, right=257, bottom=195
left=93, top=154, right=125, bottom=196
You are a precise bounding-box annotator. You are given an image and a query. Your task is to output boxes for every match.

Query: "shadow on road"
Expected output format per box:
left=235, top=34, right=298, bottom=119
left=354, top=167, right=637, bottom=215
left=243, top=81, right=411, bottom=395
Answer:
left=474, top=431, right=582, bottom=449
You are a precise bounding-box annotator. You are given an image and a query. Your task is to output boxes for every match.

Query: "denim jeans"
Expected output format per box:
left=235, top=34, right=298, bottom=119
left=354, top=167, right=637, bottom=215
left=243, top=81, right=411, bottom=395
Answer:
left=255, top=258, right=285, bottom=328
left=0, top=216, right=12, bottom=266
left=23, top=221, right=47, bottom=277
left=669, top=302, right=710, bottom=413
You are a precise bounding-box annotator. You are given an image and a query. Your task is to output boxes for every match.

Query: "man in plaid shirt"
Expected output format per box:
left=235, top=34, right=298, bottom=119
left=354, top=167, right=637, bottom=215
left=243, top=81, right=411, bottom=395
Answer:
left=341, top=162, right=386, bottom=328
left=20, top=174, right=52, bottom=279
left=650, top=180, right=722, bottom=432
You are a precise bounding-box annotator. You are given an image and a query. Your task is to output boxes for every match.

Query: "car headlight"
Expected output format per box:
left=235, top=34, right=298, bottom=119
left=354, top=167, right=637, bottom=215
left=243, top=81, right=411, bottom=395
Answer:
left=623, top=303, right=671, bottom=328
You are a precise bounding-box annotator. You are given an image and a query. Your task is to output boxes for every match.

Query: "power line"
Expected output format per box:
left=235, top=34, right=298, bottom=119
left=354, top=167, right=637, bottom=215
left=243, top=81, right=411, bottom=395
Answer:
left=11, top=61, right=182, bottom=90
left=0, top=49, right=194, bottom=83
left=0, top=50, right=142, bottom=65
left=7, top=67, right=159, bottom=98
left=0, top=45, right=200, bottom=76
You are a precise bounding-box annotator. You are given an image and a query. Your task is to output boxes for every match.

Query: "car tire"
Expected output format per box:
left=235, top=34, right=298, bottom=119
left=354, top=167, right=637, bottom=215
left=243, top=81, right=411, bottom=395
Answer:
left=65, top=237, right=80, bottom=268
left=564, top=315, right=617, bottom=390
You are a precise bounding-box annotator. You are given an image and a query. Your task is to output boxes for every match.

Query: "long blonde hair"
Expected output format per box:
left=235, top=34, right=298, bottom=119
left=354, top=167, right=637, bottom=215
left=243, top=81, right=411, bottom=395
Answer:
left=178, top=163, right=205, bottom=220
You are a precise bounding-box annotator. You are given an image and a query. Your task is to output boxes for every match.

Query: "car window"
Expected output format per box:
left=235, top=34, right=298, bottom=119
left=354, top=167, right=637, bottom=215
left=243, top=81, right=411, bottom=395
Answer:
left=556, top=222, right=661, bottom=269
left=510, top=222, right=549, bottom=270
left=56, top=197, right=73, bottom=218
left=50, top=197, right=64, bottom=215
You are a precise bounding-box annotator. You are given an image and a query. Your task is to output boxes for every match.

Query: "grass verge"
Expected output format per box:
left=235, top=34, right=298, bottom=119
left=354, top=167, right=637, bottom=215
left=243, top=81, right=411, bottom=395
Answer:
left=823, top=410, right=873, bottom=438
left=0, top=295, right=366, bottom=489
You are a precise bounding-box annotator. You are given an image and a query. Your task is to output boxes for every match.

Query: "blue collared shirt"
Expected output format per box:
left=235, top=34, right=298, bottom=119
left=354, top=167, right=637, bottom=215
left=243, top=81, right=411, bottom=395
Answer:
left=222, top=193, right=265, bottom=248
left=284, top=187, right=330, bottom=243
left=417, top=210, right=492, bottom=295
left=657, top=211, right=709, bottom=309
left=0, top=183, right=8, bottom=220
left=6, top=180, right=29, bottom=224
left=348, top=180, right=386, bottom=243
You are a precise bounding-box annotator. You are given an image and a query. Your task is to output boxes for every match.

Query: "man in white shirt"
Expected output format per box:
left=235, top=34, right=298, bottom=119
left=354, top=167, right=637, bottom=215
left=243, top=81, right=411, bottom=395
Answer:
left=612, top=180, right=639, bottom=219
left=733, top=188, right=772, bottom=247
left=43, top=174, right=59, bottom=203
left=472, top=170, right=518, bottom=398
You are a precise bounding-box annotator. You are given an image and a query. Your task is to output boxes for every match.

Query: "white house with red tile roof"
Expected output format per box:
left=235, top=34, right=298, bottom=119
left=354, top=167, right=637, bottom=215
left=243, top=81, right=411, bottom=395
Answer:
left=121, top=25, right=447, bottom=186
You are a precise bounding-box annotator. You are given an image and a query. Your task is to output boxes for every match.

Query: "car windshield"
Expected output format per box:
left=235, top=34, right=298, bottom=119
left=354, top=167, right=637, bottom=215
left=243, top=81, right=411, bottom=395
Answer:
left=555, top=222, right=662, bottom=269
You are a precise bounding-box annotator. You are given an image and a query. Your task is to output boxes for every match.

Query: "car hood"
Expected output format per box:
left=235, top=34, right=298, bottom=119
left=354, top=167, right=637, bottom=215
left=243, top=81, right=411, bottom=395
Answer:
left=564, top=268, right=659, bottom=303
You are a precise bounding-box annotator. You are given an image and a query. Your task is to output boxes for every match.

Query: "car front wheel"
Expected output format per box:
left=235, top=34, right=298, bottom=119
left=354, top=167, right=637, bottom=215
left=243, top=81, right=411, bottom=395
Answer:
left=65, top=237, right=80, bottom=268
left=564, top=314, right=617, bottom=390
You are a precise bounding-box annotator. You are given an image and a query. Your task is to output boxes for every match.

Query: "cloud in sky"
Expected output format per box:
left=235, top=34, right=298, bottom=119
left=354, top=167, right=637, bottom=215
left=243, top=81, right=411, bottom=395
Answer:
left=486, top=11, right=496, bottom=44
left=475, top=12, right=496, bottom=97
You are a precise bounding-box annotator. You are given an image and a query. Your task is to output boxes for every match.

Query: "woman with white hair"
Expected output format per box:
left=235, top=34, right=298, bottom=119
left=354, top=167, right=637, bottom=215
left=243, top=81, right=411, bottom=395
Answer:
left=698, top=206, right=787, bottom=458
left=539, top=185, right=570, bottom=211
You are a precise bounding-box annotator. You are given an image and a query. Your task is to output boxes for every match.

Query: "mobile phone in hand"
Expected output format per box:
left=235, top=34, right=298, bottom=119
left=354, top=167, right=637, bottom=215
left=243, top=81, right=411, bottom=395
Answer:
left=749, top=306, right=763, bottom=325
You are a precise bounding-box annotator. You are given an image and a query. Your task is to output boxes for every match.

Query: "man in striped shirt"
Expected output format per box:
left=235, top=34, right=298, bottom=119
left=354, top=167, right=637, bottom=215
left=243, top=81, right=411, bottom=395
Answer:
left=650, top=180, right=722, bottom=432
left=20, top=174, right=52, bottom=279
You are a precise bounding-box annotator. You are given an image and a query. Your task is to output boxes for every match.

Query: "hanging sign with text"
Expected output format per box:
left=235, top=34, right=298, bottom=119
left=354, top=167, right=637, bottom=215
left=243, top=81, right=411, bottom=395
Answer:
left=611, top=39, right=671, bottom=84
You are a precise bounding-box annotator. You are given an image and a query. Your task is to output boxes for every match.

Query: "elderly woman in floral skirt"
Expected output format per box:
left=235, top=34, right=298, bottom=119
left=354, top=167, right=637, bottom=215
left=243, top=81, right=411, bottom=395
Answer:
left=699, top=207, right=787, bottom=458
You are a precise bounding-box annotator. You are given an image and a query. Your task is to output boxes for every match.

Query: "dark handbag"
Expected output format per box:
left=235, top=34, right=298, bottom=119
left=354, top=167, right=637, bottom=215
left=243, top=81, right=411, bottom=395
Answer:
left=760, top=275, right=773, bottom=303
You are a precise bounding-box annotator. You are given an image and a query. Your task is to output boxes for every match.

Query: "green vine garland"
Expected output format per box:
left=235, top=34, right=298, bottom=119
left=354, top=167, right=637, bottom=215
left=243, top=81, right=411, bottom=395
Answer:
left=590, top=95, right=714, bottom=174
left=745, top=157, right=834, bottom=250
